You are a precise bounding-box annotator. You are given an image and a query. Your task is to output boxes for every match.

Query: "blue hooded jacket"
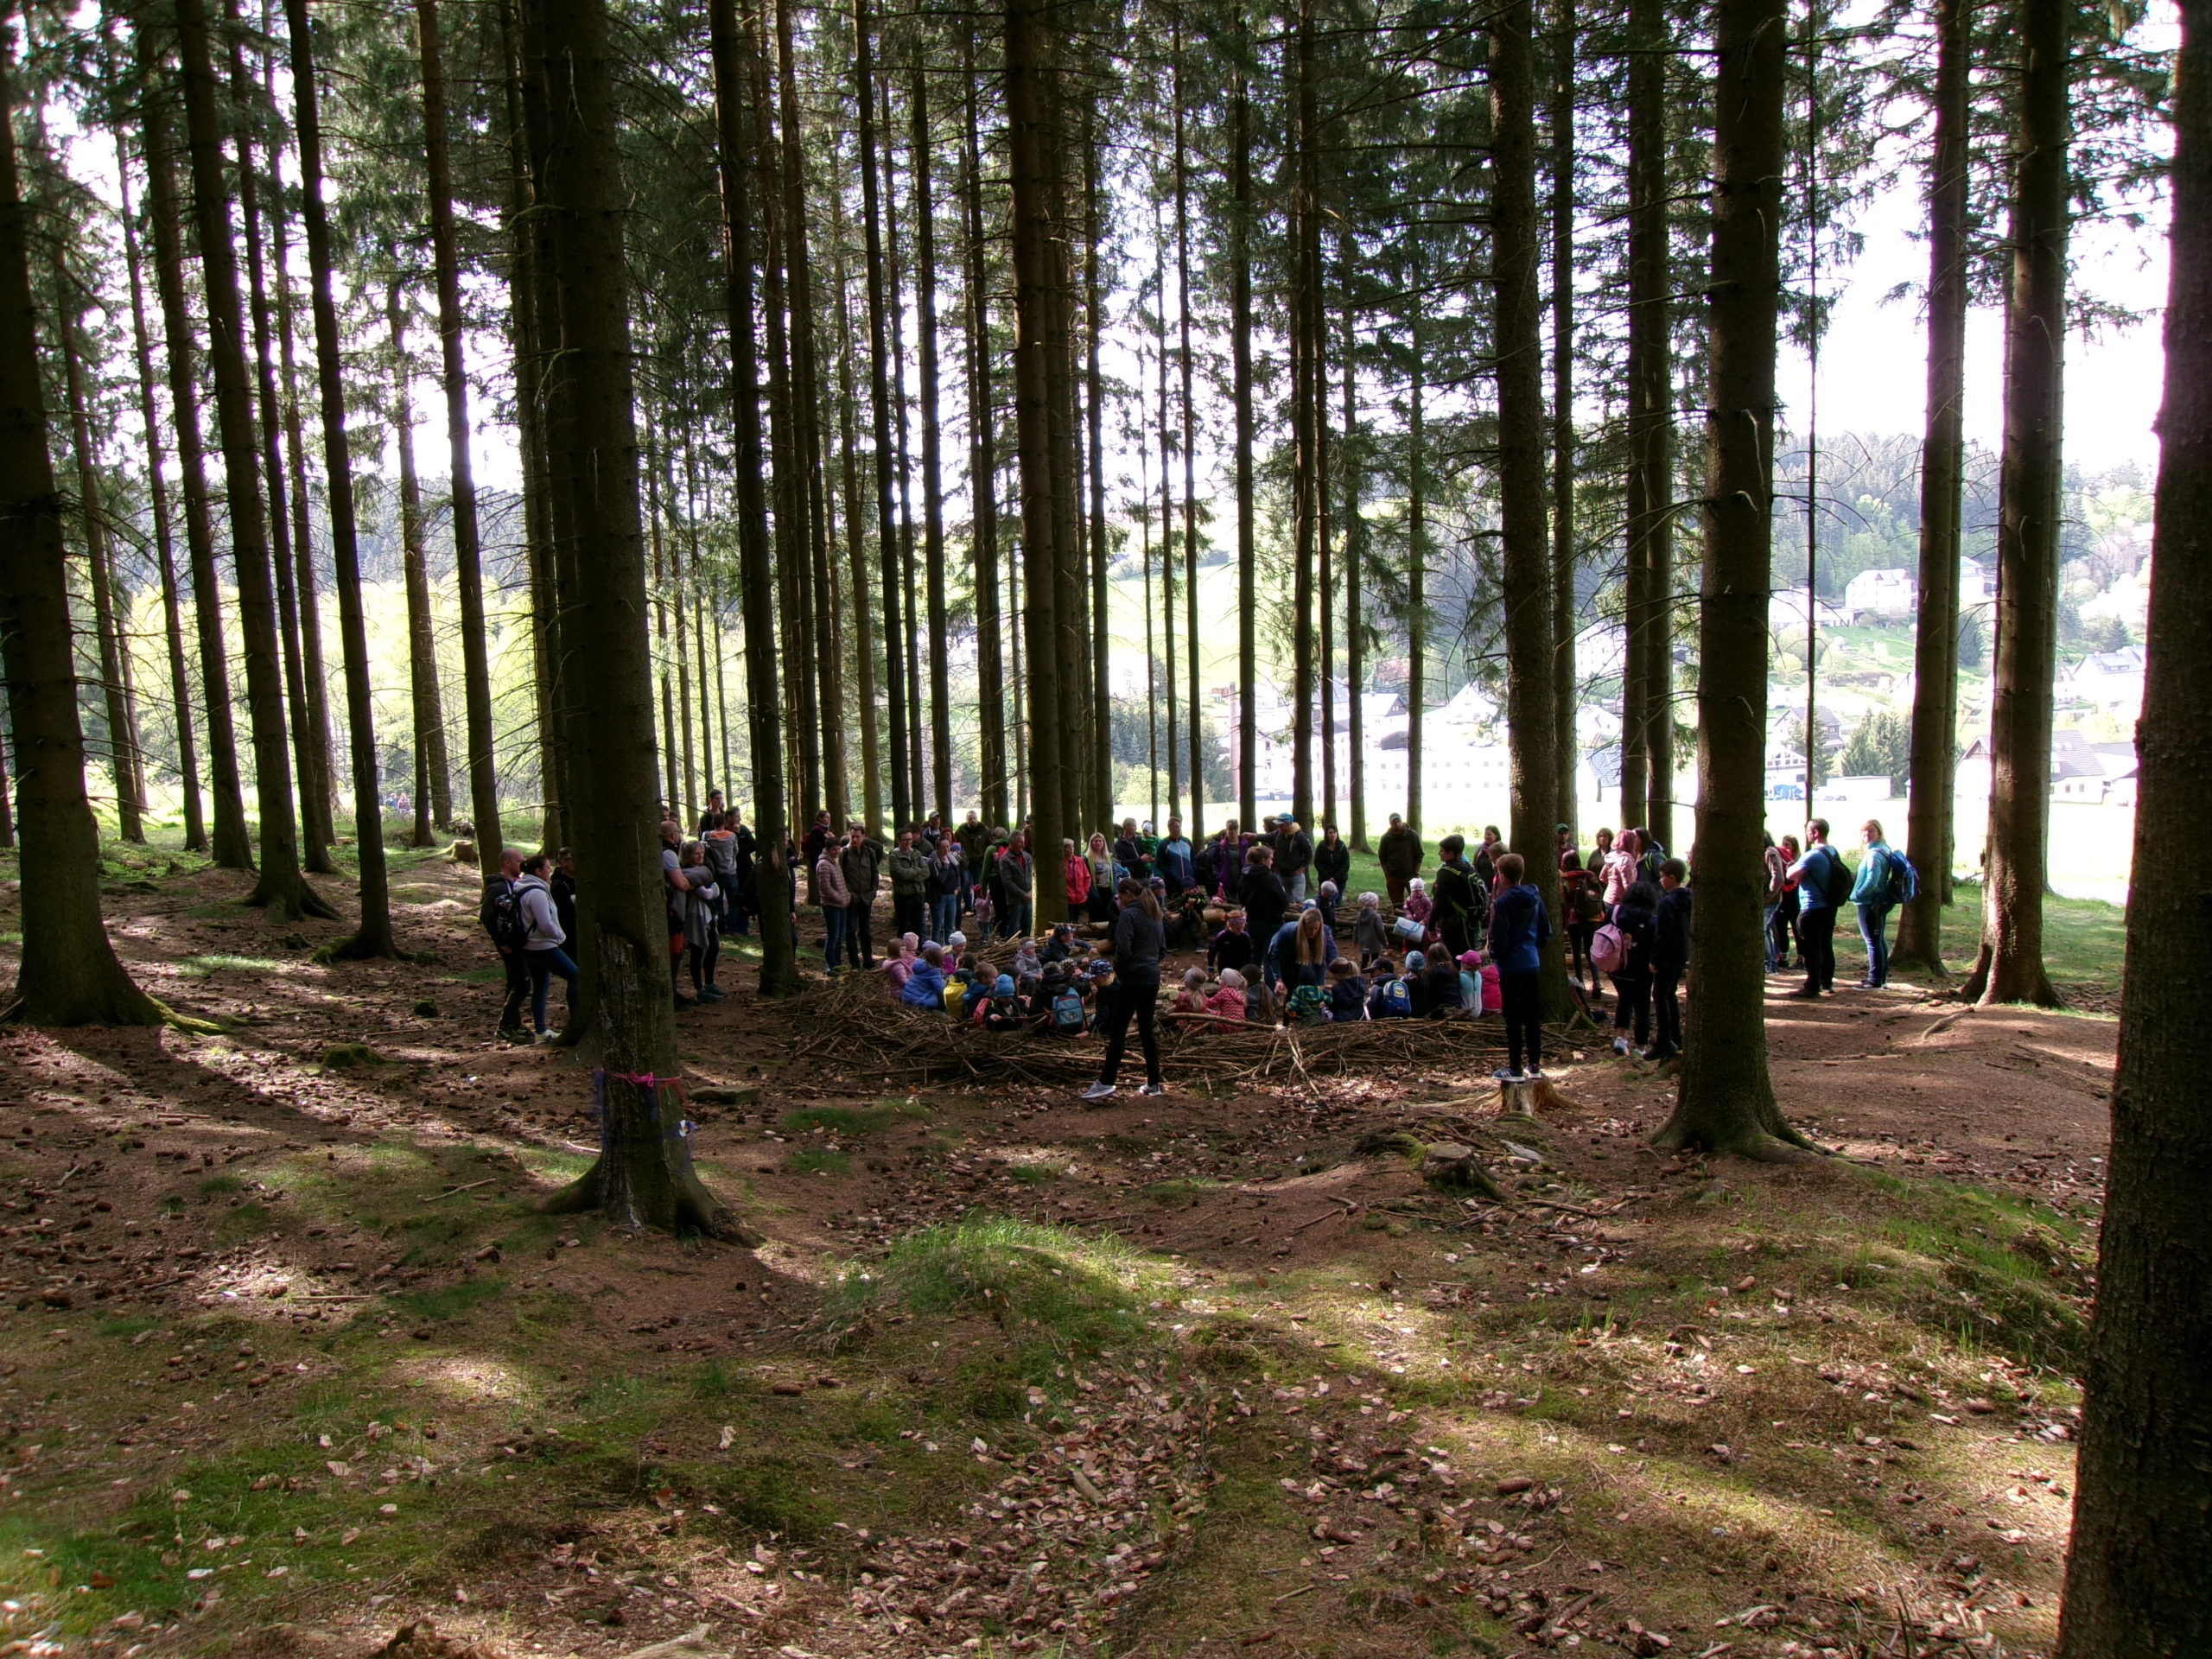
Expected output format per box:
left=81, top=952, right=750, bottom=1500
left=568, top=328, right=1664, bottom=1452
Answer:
left=1487, top=883, right=1551, bottom=977
left=900, top=960, right=949, bottom=1008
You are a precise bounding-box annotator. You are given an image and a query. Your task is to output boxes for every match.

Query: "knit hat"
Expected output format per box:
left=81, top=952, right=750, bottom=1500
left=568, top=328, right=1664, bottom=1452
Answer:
left=1218, top=968, right=1246, bottom=990
left=1406, top=951, right=1427, bottom=971
left=994, top=975, right=1014, bottom=996
left=949, top=931, right=967, bottom=947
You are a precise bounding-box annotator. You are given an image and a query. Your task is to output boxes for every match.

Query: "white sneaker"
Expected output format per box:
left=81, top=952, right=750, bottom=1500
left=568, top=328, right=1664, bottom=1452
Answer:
left=1612, top=1035, right=1630, bottom=1055
left=1079, top=1082, right=1116, bottom=1103
left=1139, top=1083, right=1165, bottom=1096
left=1528, top=1065, right=1545, bottom=1079
left=534, top=1030, right=559, bottom=1045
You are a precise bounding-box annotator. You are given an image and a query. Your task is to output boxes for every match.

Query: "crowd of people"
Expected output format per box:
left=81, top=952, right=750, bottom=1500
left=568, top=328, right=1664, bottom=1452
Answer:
left=474, top=794, right=1912, bottom=1094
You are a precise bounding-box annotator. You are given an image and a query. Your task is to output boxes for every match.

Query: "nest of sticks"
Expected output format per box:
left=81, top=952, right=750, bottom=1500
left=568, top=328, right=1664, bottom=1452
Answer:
left=768, top=969, right=1517, bottom=1090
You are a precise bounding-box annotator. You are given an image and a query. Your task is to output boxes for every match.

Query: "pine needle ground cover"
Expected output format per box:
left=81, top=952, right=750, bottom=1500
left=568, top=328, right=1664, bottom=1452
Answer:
left=0, top=847, right=2117, bottom=1657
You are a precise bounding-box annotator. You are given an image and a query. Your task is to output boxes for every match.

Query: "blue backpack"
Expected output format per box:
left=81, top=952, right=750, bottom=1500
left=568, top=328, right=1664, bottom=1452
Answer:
left=1883, top=849, right=1918, bottom=907
left=1051, top=987, right=1087, bottom=1033
left=1371, top=976, right=1413, bottom=1019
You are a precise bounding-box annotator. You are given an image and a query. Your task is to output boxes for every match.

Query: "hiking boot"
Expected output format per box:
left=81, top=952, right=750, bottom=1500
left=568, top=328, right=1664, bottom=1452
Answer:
left=673, top=993, right=696, bottom=1009
left=1079, top=1081, right=1116, bottom=1103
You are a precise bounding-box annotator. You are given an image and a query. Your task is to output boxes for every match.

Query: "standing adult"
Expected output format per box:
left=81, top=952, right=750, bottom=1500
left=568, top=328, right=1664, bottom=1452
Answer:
left=1274, top=817, right=1314, bottom=905
left=1558, top=825, right=1595, bottom=987
left=729, top=814, right=759, bottom=937
left=1000, top=830, right=1035, bottom=939
left=1600, top=826, right=1642, bottom=906
left=928, top=836, right=965, bottom=943
left=1156, top=817, right=1195, bottom=896
left=1377, top=812, right=1424, bottom=908
left=550, top=846, right=579, bottom=957
left=888, top=828, right=931, bottom=940
left=479, top=846, right=531, bottom=1040
left=659, top=818, right=695, bottom=1007
left=1084, top=832, right=1117, bottom=923
left=842, top=822, right=886, bottom=969
left=1314, top=823, right=1351, bottom=900
left=800, top=808, right=834, bottom=908
left=1769, top=834, right=1802, bottom=973
left=956, top=810, right=989, bottom=912
left=1081, top=879, right=1166, bottom=1101
left=1760, top=831, right=1790, bottom=974
left=1115, top=818, right=1150, bottom=883
left=1489, top=852, right=1551, bottom=1079
left=696, top=788, right=726, bottom=837
left=702, top=811, right=741, bottom=935
left=1433, top=835, right=1487, bottom=957
left=815, top=836, right=854, bottom=971
left=1786, top=818, right=1846, bottom=997
left=1063, top=836, right=1093, bottom=917
left=1472, top=824, right=1503, bottom=887
left=1851, top=818, right=1897, bottom=988
left=1239, top=843, right=1291, bottom=941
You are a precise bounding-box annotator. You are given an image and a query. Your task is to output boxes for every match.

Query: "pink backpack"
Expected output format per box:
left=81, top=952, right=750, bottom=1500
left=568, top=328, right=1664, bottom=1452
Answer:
left=1590, top=921, right=1628, bottom=976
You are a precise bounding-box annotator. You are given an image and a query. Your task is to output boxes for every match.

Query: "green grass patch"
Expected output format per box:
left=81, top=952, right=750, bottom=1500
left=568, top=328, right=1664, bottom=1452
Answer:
left=783, top=1099, right=931, bottom=1135
left=198, top=1173, right=247, bottom=1198
left=1141, top=1177, right=1218, bottom=1204
left=210, top=1202, right=276, bottom=1244
left=1006, top=1163, right=1062, bottom=1185
left=388, top=1274, right=508, bottom=1322
left=175, top=953, right=289, bottom=976
left=830, top=1215, right=1165, bottom=1366
left=787, top=1147, right=852, bottom=1175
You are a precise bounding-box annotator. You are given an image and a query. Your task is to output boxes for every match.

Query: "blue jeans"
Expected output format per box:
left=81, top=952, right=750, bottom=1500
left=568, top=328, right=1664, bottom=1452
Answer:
left=1761, top=902, right=1782, bottom=972
left=823, top=906, right=849, bottom=970
left=527, top=947, right=578, bottom=1033
left=933, top=893, right=961, bottom=943
left=1856, top=901, right=1892, bottom=987
left=1005, top=900, right=1033, bottom=941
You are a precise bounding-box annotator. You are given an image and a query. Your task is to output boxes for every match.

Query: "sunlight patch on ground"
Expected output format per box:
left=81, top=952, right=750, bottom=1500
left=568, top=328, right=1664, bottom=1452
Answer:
left=398, top=1353, right=536, bottom=1405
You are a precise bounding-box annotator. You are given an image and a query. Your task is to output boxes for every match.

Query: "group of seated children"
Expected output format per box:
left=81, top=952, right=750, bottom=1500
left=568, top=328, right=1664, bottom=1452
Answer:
left=1163, top=939, right=1502, bottom=1027
left=882, top=921, right=1128, bottom=1034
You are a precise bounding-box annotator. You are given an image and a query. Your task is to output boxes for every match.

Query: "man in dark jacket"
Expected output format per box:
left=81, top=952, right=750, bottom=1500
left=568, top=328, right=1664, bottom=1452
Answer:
left=1377, top=813, right=1424, bottom=908
left=999, top=830, right=1036, bottom=938
left=887, top=829, right=931, bottom=940
left=842, top=823, right=886, bottom=968
left=1274, top=819, right=1314, bottom=905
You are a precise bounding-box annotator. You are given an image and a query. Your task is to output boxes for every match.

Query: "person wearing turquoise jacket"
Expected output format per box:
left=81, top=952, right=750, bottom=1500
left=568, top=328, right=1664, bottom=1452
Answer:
left=1851, top=819, right=1897, bottom=990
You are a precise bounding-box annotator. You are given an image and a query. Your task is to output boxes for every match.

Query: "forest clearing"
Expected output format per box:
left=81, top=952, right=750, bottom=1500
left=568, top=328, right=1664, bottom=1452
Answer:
left=0, top=0, right=2204, bottom=1638
left=0, top=846, right=2121, bottom=1656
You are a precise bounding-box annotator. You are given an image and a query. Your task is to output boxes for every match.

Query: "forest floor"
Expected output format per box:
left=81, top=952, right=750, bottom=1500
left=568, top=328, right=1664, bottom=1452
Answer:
left=0, top=841, right=2118, bottom=1659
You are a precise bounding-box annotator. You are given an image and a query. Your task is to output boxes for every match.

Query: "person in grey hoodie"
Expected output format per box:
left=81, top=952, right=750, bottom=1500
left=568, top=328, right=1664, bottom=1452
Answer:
left=516, top=854, right=575, bottom=1039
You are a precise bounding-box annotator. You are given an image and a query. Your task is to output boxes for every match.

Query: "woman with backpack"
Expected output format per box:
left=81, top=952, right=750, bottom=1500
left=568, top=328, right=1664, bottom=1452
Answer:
left=1769, top=834, right=1802, bottom=975
left=1852, top=819, right=1908, bottom=989
left=1082, top=880, right=1166, bottom=1102
left=1597, top=880, right=1659, bottom=1054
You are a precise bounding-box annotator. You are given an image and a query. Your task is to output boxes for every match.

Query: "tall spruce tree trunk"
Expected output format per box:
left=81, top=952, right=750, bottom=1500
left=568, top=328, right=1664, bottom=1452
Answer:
left=1288, top=0, right=1318, bottom=829
left=1006, top=0, right=1066, bottom=916
left=1089, top=125, right=1114, bottom=830
left=1894, top=0, right=1972, bottom=974
left=912, top=67, right=953, bottom=820
left=117, top=147, right=204, bottom=851
left=1231, top=61, right=1256, bottom=832
left=710, top=0, right=797, bottom=996
left=1548, top=0, right=1579, bottom=844
left=262, top=99, right=337, bottom=858
left=50, top=264, right=146, bottom=843
left=855, top=0, right=909, bottom=831
left=1961, top=0, right=2067, bottom=1007
left=1651, top=0, right=1808, bottom=1160
left=0, top=29, right=164, bottom=1027
left=1175, top=44, right=1201, bottom=838
left=1406, top=297, right=1426, bottom=837
left=417, top=0, right=503, bottom=853
left=226, top=20, right=334, bottom=873
left=829, top=175, right=884, bottom=835
left=141, top=78, right=251, bottom=870
left=778, top=0, right=846, bottom=827
left=1620, top=0, right=1669, bottom=842
left=2056, top=3, right=2212, bottom=1637
left=526, top=0, right=751, bottom=1240
left=175, top=0, right=331, bottom=918
left=283, top=0, right=395, bottom=956
left=1340, top=236, right=1364, bottom=850
left=1157, top=227, right=1181, bottom=821
left=963, top=32, right=1006, bottom=828
left=883, top=99, right=925, bottom=821
left=1042, top=79, right=1086, bottom=847
left=388, top=288, right=453, bottom=846
left=1491, top=0, right=1567, bottom=1016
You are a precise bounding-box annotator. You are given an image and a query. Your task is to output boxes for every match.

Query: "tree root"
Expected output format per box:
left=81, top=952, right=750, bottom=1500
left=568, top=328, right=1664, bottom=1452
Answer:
left=538, top=1158, right=762, bottom=1246
left=249, top=873, right=341, bottom=922
left=323, top=927, right=403, bottom=962
left=1647, top=1118, right=1820, bottom=1163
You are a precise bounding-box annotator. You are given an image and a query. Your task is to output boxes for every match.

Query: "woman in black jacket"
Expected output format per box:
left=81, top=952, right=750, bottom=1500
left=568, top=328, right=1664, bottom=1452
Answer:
left=1239, top=845, right=1291, bottom=941
left=1314, top=825, right=1351, bottom=898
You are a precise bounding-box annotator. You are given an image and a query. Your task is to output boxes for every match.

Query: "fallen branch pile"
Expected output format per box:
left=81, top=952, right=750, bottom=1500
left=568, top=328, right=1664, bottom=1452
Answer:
left=765, top=971, right=1518, bottom=1090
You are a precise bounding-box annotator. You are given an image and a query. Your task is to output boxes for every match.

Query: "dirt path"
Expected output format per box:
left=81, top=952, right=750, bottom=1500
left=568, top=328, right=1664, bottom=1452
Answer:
left=0, top=852, right=2112, bottom=1657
